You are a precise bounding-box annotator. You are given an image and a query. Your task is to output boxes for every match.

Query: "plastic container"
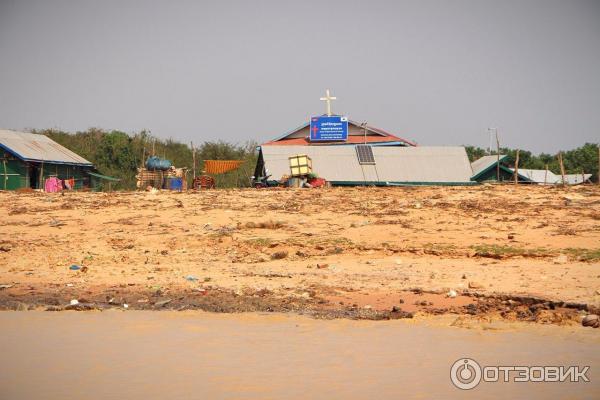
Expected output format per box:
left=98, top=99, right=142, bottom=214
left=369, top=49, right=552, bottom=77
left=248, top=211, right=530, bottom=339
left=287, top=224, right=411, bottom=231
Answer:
left=146, top=156, right=172, bottom=171
left=167, top=177, right=183, bottom=191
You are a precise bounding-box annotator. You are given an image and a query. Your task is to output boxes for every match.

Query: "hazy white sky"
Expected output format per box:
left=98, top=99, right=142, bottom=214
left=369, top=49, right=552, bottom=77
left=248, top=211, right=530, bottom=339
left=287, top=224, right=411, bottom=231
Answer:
left=1, top=0, right=599, bottom=153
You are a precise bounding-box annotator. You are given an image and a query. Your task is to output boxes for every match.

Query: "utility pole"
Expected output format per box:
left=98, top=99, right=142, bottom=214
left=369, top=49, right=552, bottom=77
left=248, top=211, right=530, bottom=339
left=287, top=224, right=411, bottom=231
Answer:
left=495, top=130, right=500, bottom=181
left=488, top=128, right=499, bottom=181
left=514, top=149, right=520, bottom=184
left=558, top=152, right=566, bottom=186
left=191, top=142, right=196, bottom=179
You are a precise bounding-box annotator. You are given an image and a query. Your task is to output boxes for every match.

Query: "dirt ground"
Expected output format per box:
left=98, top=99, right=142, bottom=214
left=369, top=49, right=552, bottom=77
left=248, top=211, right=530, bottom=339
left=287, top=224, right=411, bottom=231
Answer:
left=1, top=185, right=599, bottom=327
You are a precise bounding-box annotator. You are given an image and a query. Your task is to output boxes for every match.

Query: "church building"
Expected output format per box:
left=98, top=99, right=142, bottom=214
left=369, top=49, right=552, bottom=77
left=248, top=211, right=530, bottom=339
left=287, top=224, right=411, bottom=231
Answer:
left=254, top=91, right=474, bottom=186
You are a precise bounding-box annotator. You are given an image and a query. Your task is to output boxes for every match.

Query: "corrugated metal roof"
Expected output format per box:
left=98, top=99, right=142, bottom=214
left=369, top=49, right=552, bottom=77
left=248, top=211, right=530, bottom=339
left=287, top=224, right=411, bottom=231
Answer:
left=470, top=154, right=507, bottom=177
left=0, top=129, right=92, bottom=166
left=261, top=145, right=473, bottom=184
left=563, top=174, right=592, bottom=184
left=263, top=136, right=407, bottom=146
left=509, top=168, right=560, bottom=184
left=265, top=117, right=417, bottom=147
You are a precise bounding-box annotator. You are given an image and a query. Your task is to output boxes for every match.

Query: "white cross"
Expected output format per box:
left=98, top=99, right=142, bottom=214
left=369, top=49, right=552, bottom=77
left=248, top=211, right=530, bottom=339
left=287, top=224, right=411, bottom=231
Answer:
left=320, top=89, right=337, bottom=116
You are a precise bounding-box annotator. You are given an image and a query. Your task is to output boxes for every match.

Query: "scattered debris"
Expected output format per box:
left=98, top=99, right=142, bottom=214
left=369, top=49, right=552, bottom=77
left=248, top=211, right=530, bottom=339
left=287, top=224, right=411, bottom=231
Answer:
left=271, top=251, right=288, bottom=260
left=49, top=218, right=66, bottom=227
left=553, top=254, right=568, bottom=264
left=468, top=281, right=484, bottom=289
left=155, top=299, right=172, bottom=308
left=582, top=314, right=599, bottom=328
left=69, top=265, right=81, bottom=271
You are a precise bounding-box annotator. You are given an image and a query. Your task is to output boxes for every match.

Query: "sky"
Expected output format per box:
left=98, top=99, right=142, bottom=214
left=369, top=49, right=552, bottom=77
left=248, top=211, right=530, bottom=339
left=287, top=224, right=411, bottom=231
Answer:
left=0, top=0, right=599, bottom=153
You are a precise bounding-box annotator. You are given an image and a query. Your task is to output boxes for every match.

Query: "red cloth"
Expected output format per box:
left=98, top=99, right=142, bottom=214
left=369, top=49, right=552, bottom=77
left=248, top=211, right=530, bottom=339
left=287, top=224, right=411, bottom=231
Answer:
left=308, top=178, right=327, bottom=188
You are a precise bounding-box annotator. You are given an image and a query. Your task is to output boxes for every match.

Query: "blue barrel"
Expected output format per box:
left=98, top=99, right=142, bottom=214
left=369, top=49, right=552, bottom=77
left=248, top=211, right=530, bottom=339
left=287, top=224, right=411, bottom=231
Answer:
left=168, top=177, right=183, bottom=191
left=146, top=156, right=172, bottom=171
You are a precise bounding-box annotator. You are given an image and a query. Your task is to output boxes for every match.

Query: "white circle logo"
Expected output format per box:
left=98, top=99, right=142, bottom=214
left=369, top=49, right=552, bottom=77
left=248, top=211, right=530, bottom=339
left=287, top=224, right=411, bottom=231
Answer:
left=450, top=358, right=482, bottom=390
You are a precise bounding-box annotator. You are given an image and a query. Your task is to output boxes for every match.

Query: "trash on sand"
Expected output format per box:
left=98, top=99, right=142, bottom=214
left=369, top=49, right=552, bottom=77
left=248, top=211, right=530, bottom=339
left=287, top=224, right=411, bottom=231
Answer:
left=271, top=251, right=288, bottom=260
left=468, top=281, right=484, bottom=289
left=582, top=314, right=599, bottom=328
left=185, top=275, right=199, bottom=281
left=447, top=290, right=457, bottom=298
left=553, top=254, right=568, bottom=265
left=155, top=299, right=172, bottom=307
left=123, top=304, right=129, bottom=309
left=66, top=283, right=74, bottom=287
left=0, top=284, right=14, bottom=290
left=70, top=299, right=79, bottom=306
left=49, top=219, right=66, bottom=227
left=69, top=265, right=81, bottom=271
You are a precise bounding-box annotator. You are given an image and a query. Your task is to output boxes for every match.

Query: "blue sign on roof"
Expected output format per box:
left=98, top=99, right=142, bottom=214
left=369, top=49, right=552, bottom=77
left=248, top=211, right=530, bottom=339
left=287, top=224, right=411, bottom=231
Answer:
left=309, top=116, right=348, bottom=141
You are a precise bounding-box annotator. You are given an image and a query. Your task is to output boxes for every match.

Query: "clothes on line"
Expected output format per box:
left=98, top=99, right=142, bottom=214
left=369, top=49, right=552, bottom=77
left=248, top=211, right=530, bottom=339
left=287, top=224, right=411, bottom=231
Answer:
left=44, top=177, right=62, bottom=193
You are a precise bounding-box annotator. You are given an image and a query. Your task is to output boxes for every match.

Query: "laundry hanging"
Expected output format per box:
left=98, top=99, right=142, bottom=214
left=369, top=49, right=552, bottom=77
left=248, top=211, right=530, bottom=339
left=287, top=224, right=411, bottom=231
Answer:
left=44, top=177, right=62, bottom=193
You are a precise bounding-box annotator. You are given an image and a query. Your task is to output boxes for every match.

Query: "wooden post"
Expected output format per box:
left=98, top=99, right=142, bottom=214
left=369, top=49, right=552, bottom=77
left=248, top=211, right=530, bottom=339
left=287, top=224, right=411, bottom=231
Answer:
left=2, top=158, right=7, bottom=190
left=40, top=162, right=44, bottom=190
left=514, top=149, right=520, bottom=184
left=496, top=133, right=500, bottom=181
left=598, top=146, right=600, bottom=185
left=544, top=164, right=548, bottom=185
left=581, top=169, right=585, bottom=185
left=558, top=152, right=566, bottom=185
left=191, top=142, right=196, bottom=180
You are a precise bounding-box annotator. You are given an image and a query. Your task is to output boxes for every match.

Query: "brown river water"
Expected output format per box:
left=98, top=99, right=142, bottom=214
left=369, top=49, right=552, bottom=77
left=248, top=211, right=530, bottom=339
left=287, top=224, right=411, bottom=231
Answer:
left=0, top=311, right=598, bottom=399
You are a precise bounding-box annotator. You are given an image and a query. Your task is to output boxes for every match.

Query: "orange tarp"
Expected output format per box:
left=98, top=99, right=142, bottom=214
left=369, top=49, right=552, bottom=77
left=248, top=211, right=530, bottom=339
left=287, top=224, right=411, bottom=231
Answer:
left=203, top=160, right=244, bottom=174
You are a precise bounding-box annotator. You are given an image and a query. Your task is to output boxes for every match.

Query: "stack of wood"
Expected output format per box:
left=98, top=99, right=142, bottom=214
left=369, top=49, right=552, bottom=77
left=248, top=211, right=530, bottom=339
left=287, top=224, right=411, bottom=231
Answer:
left=136, top=167, right=188, bottom=190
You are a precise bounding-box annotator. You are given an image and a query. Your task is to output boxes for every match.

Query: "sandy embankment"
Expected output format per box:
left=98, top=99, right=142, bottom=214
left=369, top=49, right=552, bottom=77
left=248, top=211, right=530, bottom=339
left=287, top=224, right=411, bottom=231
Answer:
left=0, top=185, right=599, bottom=326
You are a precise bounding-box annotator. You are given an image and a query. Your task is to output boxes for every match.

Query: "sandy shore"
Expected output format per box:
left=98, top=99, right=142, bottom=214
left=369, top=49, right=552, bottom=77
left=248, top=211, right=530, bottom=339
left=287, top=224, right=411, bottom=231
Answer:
left=1, top=185, right=599, bottom=326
